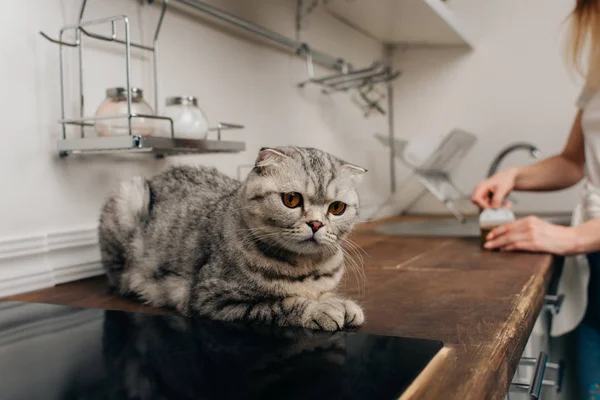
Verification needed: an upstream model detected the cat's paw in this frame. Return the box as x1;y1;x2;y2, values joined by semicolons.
342;299;364;327
302;298;364;331
303;299;345;331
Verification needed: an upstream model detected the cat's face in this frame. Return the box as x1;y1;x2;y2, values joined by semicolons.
242;147;366;255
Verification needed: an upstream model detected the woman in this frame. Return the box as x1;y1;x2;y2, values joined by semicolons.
472;1;600;397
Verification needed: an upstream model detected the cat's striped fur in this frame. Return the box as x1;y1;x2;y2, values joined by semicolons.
98;146;366;330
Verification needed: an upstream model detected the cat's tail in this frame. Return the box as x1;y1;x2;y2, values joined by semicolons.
98;176;151;290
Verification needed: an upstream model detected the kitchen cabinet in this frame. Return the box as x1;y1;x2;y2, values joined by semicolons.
324;0;474;47
508;313;553;399
508;292;566;399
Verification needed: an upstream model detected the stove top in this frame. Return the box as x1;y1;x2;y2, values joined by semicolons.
0;301;442;400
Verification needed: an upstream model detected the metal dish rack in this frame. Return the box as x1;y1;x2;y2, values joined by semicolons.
374;129;478;222
297;46;400;116
41;0;245;158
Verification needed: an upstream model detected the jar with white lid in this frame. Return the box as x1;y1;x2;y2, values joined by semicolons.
162;96;209;139
95;87;154;137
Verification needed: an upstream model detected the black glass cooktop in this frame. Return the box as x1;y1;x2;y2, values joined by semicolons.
0;301;442;400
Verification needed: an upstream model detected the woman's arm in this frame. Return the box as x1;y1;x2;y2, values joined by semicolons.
472;111;586;209
513;109;586;191
479;110;593;255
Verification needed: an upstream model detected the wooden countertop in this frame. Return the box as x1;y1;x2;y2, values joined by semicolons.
3;216;555;400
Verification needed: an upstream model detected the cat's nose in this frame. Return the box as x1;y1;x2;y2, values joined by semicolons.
307;220;323;233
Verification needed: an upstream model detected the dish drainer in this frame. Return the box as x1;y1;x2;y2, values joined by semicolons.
297;46;400;116
40;0;245;158
374;129;478;222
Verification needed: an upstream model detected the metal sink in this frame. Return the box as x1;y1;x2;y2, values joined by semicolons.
375;213;571;238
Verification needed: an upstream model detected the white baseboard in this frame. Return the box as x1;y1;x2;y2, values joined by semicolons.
0;227;104;298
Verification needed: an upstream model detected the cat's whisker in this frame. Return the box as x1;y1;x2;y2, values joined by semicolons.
342;245;363;268
341;239;361;261
340;247;363;297
346;246;365;264
343;238;369;259
341;240;368;289
339;245;368;299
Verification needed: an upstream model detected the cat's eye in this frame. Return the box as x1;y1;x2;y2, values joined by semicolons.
328;201;346;216
282;192;303;208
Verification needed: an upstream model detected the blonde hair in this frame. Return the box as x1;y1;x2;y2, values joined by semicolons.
568;0;600;89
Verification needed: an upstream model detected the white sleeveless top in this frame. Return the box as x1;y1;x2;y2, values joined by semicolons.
551;88;600;336
579;89;600;188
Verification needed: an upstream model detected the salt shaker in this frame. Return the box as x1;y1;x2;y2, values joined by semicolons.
95;87;154;137
162;96;209;139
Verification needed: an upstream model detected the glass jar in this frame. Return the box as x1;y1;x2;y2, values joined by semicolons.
162;96;209;139
95;87;154;137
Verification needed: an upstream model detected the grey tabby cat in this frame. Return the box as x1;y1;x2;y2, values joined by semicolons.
99;146;366;331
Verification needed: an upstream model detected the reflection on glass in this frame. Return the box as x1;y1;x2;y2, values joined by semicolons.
0;302;442;400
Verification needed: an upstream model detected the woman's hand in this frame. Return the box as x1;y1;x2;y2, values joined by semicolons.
484;216;578;255
471;167;519;209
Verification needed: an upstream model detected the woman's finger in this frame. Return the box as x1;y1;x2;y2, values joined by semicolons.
487;218;531;240
490;186;510;208
502;240;539;253
485;230;530;249
472;184;494;209
487;221;512;240
502;244;517;251
472;194;491;209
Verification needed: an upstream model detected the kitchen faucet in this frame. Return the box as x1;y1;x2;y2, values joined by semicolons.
487;142;541;178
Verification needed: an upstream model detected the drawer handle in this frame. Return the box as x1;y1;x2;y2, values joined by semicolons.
518;357;564;393
528;352;548;399
510;351;548;399
543;294;564;315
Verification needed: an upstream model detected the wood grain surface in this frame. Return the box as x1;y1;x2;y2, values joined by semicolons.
3;217;555;400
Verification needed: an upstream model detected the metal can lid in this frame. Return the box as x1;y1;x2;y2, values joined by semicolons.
106;87;143;100
479;207;515;228
165;96;198;107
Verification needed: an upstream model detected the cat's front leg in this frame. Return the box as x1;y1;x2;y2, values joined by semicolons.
288;296;364;331
192;280;363;331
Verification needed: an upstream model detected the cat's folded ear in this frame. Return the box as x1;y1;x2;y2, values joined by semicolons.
342;163;367;183
255;147;289;169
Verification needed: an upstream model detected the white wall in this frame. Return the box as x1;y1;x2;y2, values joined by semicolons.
391;0;584;215
5;0;580;242
0;0;389;241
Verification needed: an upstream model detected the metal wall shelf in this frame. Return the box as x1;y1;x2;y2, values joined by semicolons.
41;0;246;158
57;136;246;158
